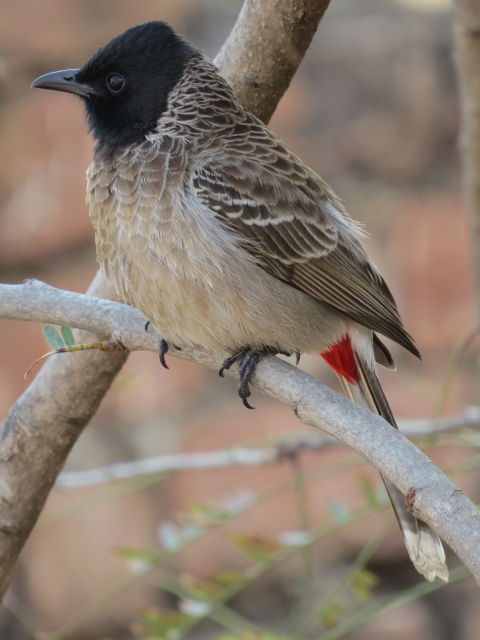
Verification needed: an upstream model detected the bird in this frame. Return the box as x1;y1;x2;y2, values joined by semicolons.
32;21;448;582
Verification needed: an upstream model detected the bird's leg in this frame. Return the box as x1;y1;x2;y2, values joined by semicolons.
219;346;279;409
159;339;170;369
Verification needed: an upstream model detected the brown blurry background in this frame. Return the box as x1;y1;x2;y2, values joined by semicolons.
1;0;479;638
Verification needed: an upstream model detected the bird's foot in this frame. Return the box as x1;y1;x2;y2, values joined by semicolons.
219;346;278;409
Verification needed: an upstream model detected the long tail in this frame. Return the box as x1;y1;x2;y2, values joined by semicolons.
322;334;449;582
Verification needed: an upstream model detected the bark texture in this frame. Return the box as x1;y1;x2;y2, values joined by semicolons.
216;0;331;122
453;0;480;319
0;1;330;601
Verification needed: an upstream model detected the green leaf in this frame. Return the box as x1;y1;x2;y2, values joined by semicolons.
319;600;346;629
179;575;224;600
230;533;279;563
42;325;64;349
116;547;161;573
139;609;191;636
211;570;247;587
187;501;232;525
61;325;75;347
350;568;378;601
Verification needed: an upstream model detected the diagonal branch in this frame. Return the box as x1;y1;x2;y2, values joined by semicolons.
0;0;331;601
216;0;332;122
1;280;480;584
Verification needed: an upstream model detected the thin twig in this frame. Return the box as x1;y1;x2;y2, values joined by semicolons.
56;407;480;488
56;434;335;488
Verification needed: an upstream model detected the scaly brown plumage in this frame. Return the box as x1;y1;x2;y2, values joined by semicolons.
32;21;448;582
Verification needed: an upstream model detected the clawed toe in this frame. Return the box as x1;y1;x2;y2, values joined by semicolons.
159;338;170;369
219;350;246;377
238;377;254;409
219;347;278;409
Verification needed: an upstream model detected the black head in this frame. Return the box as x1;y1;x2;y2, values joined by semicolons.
32;22;196;149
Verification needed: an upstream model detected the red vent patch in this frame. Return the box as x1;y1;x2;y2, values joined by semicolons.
321;334;359;384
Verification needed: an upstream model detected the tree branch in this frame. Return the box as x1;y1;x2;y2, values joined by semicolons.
0;1;331;601
57;434;336;488
56;406;480;488
0;275;128;600
2;281;480;584
453;0;480;319
215;0;331;122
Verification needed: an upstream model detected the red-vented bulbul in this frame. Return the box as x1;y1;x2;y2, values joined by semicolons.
32;21;448;582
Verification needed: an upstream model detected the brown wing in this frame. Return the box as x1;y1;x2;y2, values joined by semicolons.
191;123;419;357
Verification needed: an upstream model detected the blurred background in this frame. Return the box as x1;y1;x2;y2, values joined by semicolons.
1;0;479;638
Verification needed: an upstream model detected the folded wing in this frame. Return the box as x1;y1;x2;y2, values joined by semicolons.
191;118;419;357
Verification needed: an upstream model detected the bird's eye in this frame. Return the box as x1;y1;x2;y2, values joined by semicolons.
106;73;126;94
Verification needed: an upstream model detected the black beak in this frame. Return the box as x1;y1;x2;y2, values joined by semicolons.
31;69;97;98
